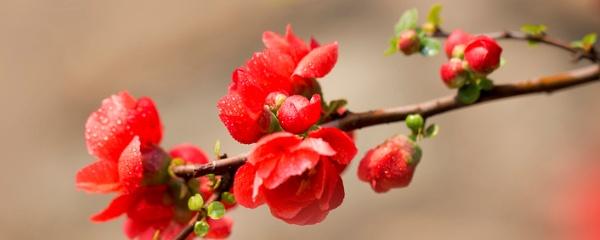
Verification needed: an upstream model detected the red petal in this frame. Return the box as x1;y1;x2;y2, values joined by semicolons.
245;49;295;94
293;42;338;79
277;94;322;134
169;144;210;164
233;164;265;208
310;37;321;50
282;201;328;225
317;160;344;211
76;160;120;193
284;24;310;63
263;176;311;219
85;92;162;161
206;217;233;239
263;149;320;189
309;127;357;166
295;137;336;156
91;193;135;222
123;217;152;239
118;137;143;193
262;30;288;51
217;92;267;144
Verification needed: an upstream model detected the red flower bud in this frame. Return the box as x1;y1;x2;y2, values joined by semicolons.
464;36;503;75
277;94;322;134
444;29;473;58
397;29;420;55
358;135;422;193
440;58;467;88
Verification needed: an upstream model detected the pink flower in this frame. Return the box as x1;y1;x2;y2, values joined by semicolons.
358;135;422;193
218;25;338;144
233;128;357;225
277;94;322;134
464;35;503;74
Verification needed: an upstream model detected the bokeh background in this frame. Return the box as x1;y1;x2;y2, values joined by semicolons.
1;0;600;239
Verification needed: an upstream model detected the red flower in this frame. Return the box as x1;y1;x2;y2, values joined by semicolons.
358;135;422;193
76;91;162;194
233;128;357;225
464;35;503;74
440;58;467;88
444;29;473;58
396;29;420;55
218;25;338;144
277;94;322;134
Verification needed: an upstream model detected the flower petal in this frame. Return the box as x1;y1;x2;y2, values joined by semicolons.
118;137;143;193
85;92;162;161
309;127;357;166
76;160;120;193
293;42;338;79
206;217;233;239
233;164;265;208
91;193;135;222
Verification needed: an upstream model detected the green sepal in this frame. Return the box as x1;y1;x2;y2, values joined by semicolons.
424;124;439;138
457;84;481;104
426;4;443;27
394;8;418;35
187;193;204;211
193;220;210;237
207;201;226;219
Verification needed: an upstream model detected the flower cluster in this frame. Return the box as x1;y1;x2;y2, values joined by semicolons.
440;30;503;103
76;92;232;239
218;25;358;225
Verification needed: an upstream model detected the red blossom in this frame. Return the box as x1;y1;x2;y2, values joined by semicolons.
440;58;467;88
218;25;338;144
77;92;163;194
277;94;322;134
464;35;503;74
358;135;422;193
233;127;357;225
444;29;473;58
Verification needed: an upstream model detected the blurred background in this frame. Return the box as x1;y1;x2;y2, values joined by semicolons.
1;0;600;239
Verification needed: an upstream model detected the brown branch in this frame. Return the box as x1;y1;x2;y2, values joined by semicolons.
173;64;600;179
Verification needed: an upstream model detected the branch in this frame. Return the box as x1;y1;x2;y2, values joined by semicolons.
173;64;600;179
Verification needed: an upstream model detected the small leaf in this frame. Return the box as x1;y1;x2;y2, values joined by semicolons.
207;201;226;219
188;193;204;211
520;24;547;36
324;99;348;117
213;140;221;158
457;84;481;104
193;220;210;237
583;33;597;46
424;124;439;138
394;8;418;35
420;37;441;56
427;4;443;26
221;192;236;205
478;78;494;91
500;58;507;67
384;36;398;56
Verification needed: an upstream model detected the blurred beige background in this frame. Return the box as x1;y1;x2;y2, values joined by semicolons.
1;0;599;239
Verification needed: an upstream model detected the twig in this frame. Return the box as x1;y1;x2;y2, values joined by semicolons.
173;64;600;179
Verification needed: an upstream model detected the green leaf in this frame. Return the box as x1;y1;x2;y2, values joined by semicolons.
478;78;494;91
193;220;210;237
583;33;597;46
457;84;481;104
420;37;441;56
213;139;221;158
324;99;348;118
384;36;398;56
187;193;204;211
520;24;547;36
394;8;418;35
424;124;439;138
405;114;424;133
427;4;443;26
221;192;236;205
207;201;226;219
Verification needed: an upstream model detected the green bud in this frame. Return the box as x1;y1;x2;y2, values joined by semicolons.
221;192;236;205
193;220;210;237
405;114;424;133
207;201;226;219
457;84;481;104
187;193;204;211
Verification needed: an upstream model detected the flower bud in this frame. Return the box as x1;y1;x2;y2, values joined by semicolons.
444;29;472;58
277;94;322;134
440;58;467;88
464;36;503;75
357;135;422;193
396;29;421;55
